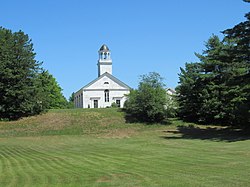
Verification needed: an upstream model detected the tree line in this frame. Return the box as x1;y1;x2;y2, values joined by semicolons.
176;3;249;126
0;27;70;120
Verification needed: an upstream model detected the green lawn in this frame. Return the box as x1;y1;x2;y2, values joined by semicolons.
0;109;249;186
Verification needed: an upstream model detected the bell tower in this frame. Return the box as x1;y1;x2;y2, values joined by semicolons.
98;44;112;77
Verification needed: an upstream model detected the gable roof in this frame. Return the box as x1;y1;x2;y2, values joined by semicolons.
80;72;130;91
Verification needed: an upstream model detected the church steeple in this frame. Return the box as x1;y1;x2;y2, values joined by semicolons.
98;44;112;77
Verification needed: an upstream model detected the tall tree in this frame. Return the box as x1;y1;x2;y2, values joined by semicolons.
177;4;250;126
176;62;204;122
0;27;42;119
195;35;237;123
222;6;250;125
0;27;68;120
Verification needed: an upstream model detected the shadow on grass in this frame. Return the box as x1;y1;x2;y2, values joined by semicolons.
124;115;171;125
123;111;172;125
163;125;250;142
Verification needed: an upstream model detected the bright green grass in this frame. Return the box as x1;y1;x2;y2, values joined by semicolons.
0;109;249;186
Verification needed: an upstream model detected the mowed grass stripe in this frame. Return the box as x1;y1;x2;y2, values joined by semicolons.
21;148;68;185
0;148;16;186
5;146;43;186
21;147;85;185
83;151;150;183
0;146;32;186
1;145;54;186
0;145;80;186
17;150;55;185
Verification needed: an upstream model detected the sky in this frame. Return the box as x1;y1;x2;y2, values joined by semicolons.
1;0;249;99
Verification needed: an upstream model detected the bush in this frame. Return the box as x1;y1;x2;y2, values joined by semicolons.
124;72;170;123
111;102;118;108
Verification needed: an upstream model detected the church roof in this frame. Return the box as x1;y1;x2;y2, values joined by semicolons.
99;44;109;52
81;72;130;90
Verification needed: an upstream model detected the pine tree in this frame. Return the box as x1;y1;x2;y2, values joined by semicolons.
0;27;42;119
222;9;250;125
0;27;68;120
177;7;250;126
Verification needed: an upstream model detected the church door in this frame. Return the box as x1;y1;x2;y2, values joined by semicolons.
116;100;121;108
94;100;98;108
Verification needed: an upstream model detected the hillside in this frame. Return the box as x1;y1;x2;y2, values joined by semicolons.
0;109;146;137
0;109;250;187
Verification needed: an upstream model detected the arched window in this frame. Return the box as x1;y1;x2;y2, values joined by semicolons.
104;89;109;102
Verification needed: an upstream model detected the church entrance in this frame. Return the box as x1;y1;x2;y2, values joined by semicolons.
116;100;121;108
94;100;98;108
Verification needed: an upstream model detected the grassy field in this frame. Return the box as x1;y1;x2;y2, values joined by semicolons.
0;109;249;186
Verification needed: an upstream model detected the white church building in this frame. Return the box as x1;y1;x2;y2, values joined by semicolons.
74;44;130;108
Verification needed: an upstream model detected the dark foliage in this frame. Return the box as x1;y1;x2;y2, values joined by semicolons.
176;7;250;126
0;27;68;120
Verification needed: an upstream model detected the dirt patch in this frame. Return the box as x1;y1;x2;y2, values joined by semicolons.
96;176;112;183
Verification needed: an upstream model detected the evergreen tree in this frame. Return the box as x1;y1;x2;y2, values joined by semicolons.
177;4;250;126
195;35;237;123
0;27;42;119
0;27;68;120
176;62;204;122
222;7;250;125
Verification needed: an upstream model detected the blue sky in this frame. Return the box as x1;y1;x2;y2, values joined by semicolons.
1;0;249;99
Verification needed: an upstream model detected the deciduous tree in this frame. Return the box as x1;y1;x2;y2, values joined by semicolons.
124;72;169;123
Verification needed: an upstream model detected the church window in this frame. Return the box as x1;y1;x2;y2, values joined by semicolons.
104;82;109;84
104;89;109;102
